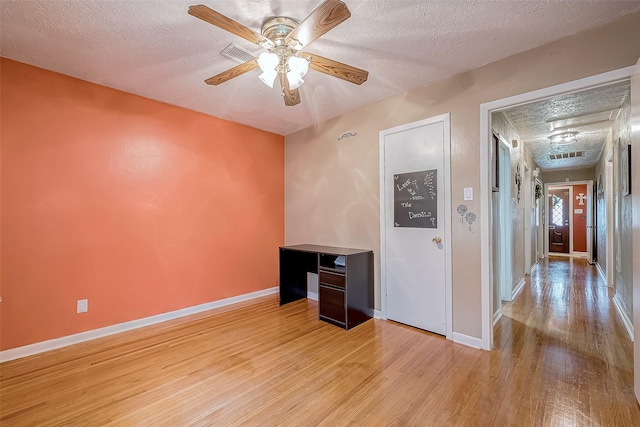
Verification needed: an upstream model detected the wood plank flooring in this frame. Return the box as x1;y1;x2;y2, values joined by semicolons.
2;256;639;425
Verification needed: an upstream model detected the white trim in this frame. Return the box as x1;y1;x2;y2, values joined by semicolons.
512;277;526;300
307;291;318;301
596;262;608;286
493;308;503;327
613;294;634;342
0;287;279;362
379;113;453;340
452;332;483;349
530;261;539;275
373;309;383;319
480;66;634;351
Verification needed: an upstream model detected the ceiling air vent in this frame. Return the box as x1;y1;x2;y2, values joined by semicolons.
548;151;584;161
220;43;257;64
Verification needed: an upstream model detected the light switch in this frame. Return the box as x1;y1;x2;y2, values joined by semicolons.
464;187;473;201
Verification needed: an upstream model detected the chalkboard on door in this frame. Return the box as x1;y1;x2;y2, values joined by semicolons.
394;170;437;228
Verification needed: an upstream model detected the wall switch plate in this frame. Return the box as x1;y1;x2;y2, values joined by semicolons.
77;299;88;313
464;187;473;201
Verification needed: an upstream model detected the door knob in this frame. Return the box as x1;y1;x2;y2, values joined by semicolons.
432;237;442;244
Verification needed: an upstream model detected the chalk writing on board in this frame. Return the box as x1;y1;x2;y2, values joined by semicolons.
394;170;437;228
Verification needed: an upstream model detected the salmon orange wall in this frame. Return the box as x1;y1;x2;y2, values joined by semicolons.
572;184;588;252
0;58;284;351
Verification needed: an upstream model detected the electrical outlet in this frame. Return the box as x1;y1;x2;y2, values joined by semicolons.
77;299;88;313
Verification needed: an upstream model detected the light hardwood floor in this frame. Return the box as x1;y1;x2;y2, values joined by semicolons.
2;257;639;425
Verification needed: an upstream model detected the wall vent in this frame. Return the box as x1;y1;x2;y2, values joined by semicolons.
548;151;584;161
220;43;257;64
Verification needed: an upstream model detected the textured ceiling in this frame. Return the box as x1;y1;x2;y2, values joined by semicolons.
499;81;630;170
2;1;640;136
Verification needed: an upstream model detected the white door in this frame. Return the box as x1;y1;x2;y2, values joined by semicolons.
380;114;451;336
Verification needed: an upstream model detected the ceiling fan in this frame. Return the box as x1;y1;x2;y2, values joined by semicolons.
188;0;369;106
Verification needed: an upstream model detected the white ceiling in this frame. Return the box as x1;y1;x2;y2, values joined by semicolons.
2;1;640;136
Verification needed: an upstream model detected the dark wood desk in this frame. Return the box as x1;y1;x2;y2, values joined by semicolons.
279;244;373;330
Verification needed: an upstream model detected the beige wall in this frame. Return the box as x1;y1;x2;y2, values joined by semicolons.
285;12;640;340
540;167;595;184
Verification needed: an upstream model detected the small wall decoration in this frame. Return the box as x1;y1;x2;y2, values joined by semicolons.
456;204;468;223
456;204;477;232
534;183;542;200
597;174;605;200
621;144;631;196
576;192;586;206
337;132;357;141
465;212;477;232
514;163;522;203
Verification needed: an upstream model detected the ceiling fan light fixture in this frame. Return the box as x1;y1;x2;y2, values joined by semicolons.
288;55;309;77
285;55;309;89
548;131;578;145
259;69;278;88
257;52;279;72
286;72;304;90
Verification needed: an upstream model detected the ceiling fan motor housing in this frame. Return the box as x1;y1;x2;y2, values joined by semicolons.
262;17;299;47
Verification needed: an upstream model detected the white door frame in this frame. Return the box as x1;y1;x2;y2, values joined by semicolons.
379;113;453;340
545;184;574;256
544;180;594;257
479;66;634;350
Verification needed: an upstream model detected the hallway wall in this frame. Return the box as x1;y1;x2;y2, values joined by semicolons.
491;113;540;309
613;92;633;320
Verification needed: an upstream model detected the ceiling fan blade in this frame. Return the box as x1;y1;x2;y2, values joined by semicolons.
204;59;259;86
280;74;301;106
189;5;273;49
302;53;368;85
285;0;351;50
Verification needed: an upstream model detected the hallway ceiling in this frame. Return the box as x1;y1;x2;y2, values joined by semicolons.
499;81;630;171
2;1;640;136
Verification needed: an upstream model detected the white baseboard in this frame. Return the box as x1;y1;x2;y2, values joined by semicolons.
307;291;318;301
452;332;483;350
373;309;383;319
0;287;279;363
613;294;634;342
512;278;526;300
493;309;503;326
596;263;608;286
530;262;539;275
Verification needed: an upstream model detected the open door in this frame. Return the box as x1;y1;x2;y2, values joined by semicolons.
587;181;596;264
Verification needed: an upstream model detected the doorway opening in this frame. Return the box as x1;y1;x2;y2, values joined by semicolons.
480;66;635;351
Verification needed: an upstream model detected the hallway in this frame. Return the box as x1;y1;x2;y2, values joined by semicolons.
494;256;639;425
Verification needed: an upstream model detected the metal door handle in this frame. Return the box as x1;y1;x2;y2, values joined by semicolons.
432;237;442;244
